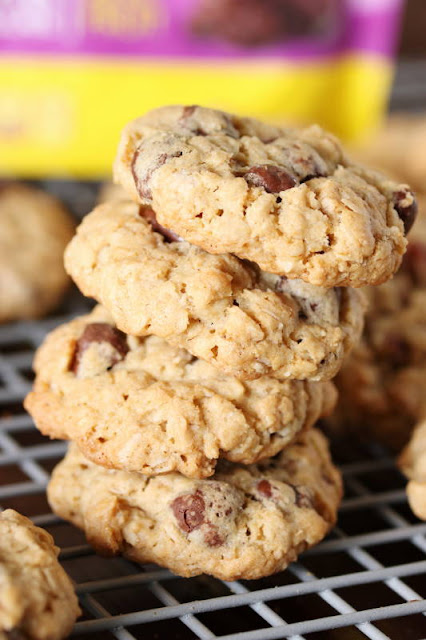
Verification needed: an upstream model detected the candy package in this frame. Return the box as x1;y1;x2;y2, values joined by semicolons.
0;0;404;177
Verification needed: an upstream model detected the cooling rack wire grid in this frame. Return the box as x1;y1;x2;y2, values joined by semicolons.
1;295;426;640
2;59;426;639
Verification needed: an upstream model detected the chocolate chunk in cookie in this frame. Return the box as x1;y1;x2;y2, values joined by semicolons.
203;524;224;547
257;479;273;497
71;323;128;375
47;429;342;580
182;105;198;119
288;483;313;509
115;105;409;286
393;188;418;234
139;206;182;243
244;165;297;193
171;490;205;533
132;141;183;200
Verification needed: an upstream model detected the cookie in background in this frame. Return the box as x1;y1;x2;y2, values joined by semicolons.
0;183;74;323
327;110;426;451
0;509;80;639
24;304;337;479
327;194;426;451
353;114;426;192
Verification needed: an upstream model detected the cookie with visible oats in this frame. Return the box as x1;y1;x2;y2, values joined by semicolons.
64;199;366;381
114;105;415;287
0;184;74;323
328;197;426;450
0;509;80;640
47;429;342;580
24;305;337;478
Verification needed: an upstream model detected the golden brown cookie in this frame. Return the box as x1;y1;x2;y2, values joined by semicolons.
65;199;366;381
114;105;414;287
0;184;74;323
48;429;342;580
329;196;426;450
0;510;80;640
25;305;336;478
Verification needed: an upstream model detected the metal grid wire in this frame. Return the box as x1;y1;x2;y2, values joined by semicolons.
0;294;426;640
1;61;426;638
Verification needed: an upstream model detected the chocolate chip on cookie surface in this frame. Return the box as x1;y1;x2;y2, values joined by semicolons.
65;199;366;381
47;429;342;580
70;322;129;375
114;105;414;287
24;305;337;478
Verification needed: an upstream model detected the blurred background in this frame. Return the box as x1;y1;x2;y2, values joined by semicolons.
0;0;425;264
0;0;424;189
2;5;426;637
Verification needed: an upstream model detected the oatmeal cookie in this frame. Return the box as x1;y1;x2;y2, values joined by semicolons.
114;105;414;287
0;184;74;323
25;306;336;478
329;197;426;450
47;429;342;580
0;509;80;640
65;199;366;381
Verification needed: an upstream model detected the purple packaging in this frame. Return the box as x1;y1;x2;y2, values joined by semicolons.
0;0;404;176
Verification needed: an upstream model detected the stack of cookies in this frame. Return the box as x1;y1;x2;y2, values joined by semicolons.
25;106;417;580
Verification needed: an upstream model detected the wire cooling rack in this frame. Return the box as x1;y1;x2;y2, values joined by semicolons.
3;64;426;636
1;292;426;640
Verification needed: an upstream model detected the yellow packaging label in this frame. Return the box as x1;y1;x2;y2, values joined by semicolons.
0;55;393;177
0;0;402;177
